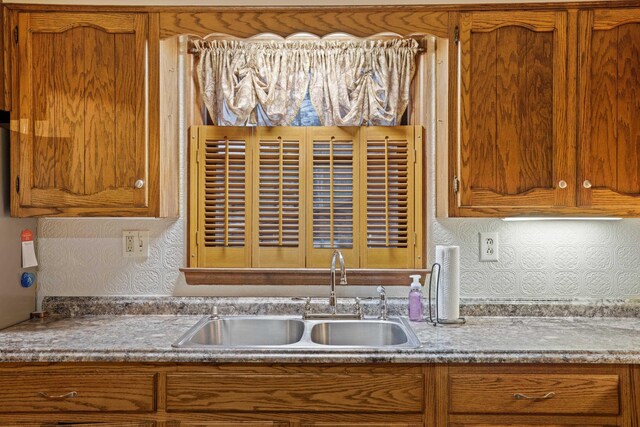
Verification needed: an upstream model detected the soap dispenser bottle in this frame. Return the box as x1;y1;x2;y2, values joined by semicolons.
408;274;424;321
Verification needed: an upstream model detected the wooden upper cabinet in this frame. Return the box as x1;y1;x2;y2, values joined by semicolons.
11;12;176;217
578;9;640;214
0;2;6;111
455;11;570;216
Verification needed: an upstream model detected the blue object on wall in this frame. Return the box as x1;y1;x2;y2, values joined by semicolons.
20;272;35;288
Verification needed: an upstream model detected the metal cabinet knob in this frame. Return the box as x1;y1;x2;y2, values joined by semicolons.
583;180;592;189
134;179;145;189
558;180;567;189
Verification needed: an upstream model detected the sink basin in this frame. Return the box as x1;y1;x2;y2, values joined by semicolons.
173;317;305;347
172;316;421;350
310;320;410;346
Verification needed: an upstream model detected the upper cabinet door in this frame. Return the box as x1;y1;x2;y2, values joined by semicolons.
14;13;149;216
578;9;640;214
456;11;570;216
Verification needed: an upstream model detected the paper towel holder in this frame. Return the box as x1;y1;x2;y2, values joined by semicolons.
427;262;466;326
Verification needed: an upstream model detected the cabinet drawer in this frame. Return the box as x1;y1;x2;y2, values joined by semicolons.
0;373;156;412
449;373;619;415
167;373;424;413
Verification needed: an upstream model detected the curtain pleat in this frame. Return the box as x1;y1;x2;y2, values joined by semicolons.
194;38;419;126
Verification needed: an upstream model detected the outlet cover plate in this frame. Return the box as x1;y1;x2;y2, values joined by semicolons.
122;230;149;258
479;232;499;262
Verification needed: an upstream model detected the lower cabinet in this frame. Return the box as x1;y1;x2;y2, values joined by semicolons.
0;363;636;427
437;365;633;427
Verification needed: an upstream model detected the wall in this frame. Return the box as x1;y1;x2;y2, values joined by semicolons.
0;127;38;327
36;16;640;302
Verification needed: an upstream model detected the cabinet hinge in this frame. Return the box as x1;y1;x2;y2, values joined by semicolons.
15;176;20;194
13;26;18;44
453;176;460;193
454;26;459;45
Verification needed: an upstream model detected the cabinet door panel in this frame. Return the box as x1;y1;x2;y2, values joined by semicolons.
458;12;570;214
16;12;148;213
579;10;640;212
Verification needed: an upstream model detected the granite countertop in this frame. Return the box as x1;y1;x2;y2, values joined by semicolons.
1;313;639;364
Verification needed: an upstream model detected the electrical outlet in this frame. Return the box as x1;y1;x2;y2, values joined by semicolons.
479;232;499;262
123;230;149;258
123;231;136;257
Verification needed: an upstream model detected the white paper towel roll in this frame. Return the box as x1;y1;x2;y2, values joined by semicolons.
435;245;460;321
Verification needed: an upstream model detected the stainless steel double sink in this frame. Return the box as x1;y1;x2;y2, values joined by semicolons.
172;316;421;350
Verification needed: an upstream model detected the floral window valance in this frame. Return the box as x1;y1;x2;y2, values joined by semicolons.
193;38;420;127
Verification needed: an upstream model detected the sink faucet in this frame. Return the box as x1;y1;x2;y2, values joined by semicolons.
329;250;348;314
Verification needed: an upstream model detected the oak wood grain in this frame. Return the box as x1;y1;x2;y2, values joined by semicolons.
616;23;640;195
587;26;618;190
0;373;156;412
0;0;5;111
578;9;640;212
166;373;424;413
443;364;632;426
115;32;137;190
496;26;527;195
32;32;56;189
159;11;449;39
158;20;180;218
164;423;287;427
181;267;429;286
457;11;567;214
85;26;116;195
55;27;85;195
633;366;640;426
468;30;497;197
449;373;620;415
144;13;157;212
525;30;553;193
302;424;422;427
12;12;178;217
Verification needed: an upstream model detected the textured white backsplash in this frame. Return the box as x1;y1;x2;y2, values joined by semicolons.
36;42;640;301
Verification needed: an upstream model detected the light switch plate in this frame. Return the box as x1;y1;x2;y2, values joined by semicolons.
136;231;149;257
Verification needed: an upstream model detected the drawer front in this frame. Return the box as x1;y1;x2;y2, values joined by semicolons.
449;373;619;415
166;373;424;413
0;373;156;412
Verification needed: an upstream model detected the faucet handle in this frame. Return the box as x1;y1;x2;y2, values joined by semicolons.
376;287;388;320
340;271;348;285
211;305;220;320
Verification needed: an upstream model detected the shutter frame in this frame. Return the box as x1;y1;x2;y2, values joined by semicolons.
305;126;360;268
252;127;306;268
197;126;252;268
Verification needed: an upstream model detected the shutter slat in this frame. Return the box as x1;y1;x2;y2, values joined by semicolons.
258;136;301;248
203;137;246;248
366;135;409;249
312;136;354;250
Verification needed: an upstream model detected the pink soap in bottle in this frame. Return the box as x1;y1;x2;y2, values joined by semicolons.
408;274;423;321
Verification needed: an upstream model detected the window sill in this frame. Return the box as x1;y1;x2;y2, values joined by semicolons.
181;268;430;286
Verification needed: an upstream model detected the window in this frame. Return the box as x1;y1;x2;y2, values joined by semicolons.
189;125;423;269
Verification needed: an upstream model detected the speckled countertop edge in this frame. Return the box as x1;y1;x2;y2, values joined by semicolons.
43;296;640;318
1;314;639;364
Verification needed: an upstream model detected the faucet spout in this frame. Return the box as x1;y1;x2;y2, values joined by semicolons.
329;250;347;314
